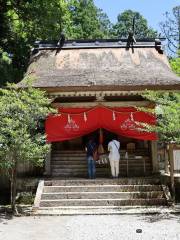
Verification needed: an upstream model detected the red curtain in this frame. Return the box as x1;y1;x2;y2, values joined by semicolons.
45;106;157;142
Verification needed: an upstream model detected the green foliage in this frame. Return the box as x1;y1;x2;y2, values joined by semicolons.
0;0;72;86
97;9;112;38
67;0;111;39
141;91;180;143
113;10;157;38
170;51;180;76
16;192;35;205
0;2;158;86
0;84;55;173
0;0;112;86
8;0;71;41
0;48;14;86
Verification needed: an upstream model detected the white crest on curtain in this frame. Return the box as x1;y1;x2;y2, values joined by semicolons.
120;113;136;131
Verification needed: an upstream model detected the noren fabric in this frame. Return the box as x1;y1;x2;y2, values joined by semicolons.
45;106;157;142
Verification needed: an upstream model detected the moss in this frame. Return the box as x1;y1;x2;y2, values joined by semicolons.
16;192;35;205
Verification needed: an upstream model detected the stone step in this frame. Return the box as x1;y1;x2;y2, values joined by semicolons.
51;173;110;178
44;178;161;186
43;185;162;193
52;154;150;158
39;198;167;207
33;177;169;214
52;164;152;170
51;163;152;169
53;150;149;155
33;206;173;216
51;158;151;163
51;168;109;173
52;168;151;176
52;155;150;160
51;171;152;177
52;156;86;161
51;160;87;164
52;153;86;158
41;191;164;200
51;172;152;178
50;173;152;179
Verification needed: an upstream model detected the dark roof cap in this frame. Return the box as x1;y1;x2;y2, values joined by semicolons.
33;38;166;53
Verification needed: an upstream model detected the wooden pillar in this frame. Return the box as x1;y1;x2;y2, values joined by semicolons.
164;148;169;174
169;143;175;201
151;141;159;173
44;144;52;176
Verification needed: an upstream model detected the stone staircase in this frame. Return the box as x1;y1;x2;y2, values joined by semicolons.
33;178;172;215
51;150;152;177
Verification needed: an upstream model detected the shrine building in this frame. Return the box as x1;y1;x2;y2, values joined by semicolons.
18;38;180;178
16;38;180;213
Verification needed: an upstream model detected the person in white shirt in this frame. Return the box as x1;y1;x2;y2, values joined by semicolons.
108;138;120;178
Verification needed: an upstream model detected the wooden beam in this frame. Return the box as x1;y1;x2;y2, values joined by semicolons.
48;90;140;98
164;148;169;174
151;141;159;173
52;101;150;108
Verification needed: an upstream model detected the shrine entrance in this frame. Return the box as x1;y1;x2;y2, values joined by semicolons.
46;106;156;177
51;129;152;178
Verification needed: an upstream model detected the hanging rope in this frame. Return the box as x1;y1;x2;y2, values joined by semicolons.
113;111;116;121
58;105;138;116
68;114;71;123
83;112;87;122
98;128;105;154
130;112;134;122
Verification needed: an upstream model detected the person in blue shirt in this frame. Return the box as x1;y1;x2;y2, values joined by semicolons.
85;138;97;179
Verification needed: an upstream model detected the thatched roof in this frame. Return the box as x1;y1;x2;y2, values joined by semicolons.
18;39;180;91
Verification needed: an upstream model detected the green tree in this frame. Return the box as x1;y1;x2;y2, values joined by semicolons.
0;84;55;212
113;10;157;38
141;90;180;199
0;0;10;46
67;0;111;39
0;0;112;86
97;9;112;38
170;51;180;76
0;0;72;86
9;0;71;41
141;91;180;144
0;49;14;86
0;1;14;84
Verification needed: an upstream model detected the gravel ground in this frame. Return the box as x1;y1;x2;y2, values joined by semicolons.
0;214;180;240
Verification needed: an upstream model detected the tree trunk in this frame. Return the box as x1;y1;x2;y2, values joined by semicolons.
168;143;175;202
10;157;17;212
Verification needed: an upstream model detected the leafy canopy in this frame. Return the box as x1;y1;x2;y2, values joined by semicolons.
141;91;180;144
0;0;112;86
113;10;157;38
0;84;55;172
0;1;158;87
67;0;112;39
170;51;180;76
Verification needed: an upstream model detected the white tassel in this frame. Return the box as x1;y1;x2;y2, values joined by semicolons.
68;114;71;123
113;111;116;121
130;112;134;122
84;112;87;122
